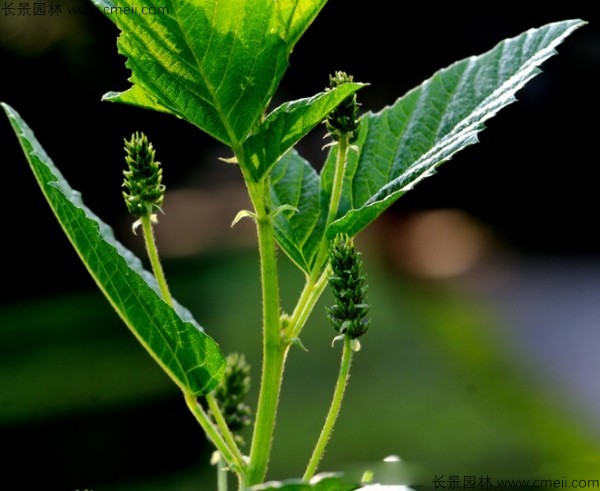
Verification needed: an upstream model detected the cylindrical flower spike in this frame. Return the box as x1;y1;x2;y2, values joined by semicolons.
325;71;361;143
327;234;370;340
122;132;165;219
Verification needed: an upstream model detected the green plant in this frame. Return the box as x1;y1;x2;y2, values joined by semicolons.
1;2;584;489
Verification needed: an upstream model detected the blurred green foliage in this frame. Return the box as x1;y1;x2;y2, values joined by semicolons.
1;249;599;489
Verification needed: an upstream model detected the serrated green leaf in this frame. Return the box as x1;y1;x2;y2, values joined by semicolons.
250;472;360;491
272;20;585;273
325;19;585;238
91;0;327;148
245;83;365;180
2;103;226;396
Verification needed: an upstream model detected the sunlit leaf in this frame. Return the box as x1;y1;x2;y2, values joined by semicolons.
326;19;585;238
272;20;585;273
91;0;329;149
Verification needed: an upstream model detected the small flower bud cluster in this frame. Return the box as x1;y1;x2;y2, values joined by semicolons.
327;234;370;340
213;353;252;444
122;132;165;217
325;71;360;143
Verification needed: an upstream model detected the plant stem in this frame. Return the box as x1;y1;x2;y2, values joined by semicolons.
141;214;173;305
310;135;352;285
142;214;246;479
206;393;247;470
284;134;352;344
184;392;245;476
289;136;354;480
241;135;350;483
325;136;350;228
245;178;286;486
217;453;228;491
284;268;330;342
303;336;354;481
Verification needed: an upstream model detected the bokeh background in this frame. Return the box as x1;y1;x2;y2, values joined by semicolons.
1;1;599;489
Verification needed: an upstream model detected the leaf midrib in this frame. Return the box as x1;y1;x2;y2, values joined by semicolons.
59;187;195;392
365;27;564;208
172;0;239;145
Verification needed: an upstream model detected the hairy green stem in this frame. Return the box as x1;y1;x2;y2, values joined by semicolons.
325;136;350;227
303;336;354;481
142;214;245;480
284;136;352;346
184;392;244;477
141;215;173;306
284;135;351;344
245;178;286;486
284;268;330;342
291;136;354;480
310;136;352;282
240;135;350;483
303;164;365;479
207;393;247;471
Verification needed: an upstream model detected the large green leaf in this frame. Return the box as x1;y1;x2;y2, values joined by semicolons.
91;0;328;148
326;19;585;238
272;20;584;272
245;83;365;180
2;103;226;397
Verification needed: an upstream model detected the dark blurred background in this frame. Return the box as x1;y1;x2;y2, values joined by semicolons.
1;1;599;489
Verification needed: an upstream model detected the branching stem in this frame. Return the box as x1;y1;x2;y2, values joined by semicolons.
184;392;245;478
284;268;330;342
238;130;353;485
141;214;246;481
207;393;247;470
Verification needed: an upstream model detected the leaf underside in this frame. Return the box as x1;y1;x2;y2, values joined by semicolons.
2;103;226;396
271;19;585;273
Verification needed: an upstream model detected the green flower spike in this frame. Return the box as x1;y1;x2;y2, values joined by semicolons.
212;353;252;446
325;71;361;143
122;132;165;231
327;234;370;350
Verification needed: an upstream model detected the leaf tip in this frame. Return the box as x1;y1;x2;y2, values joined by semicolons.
101;91;121;103
1;101;16;119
